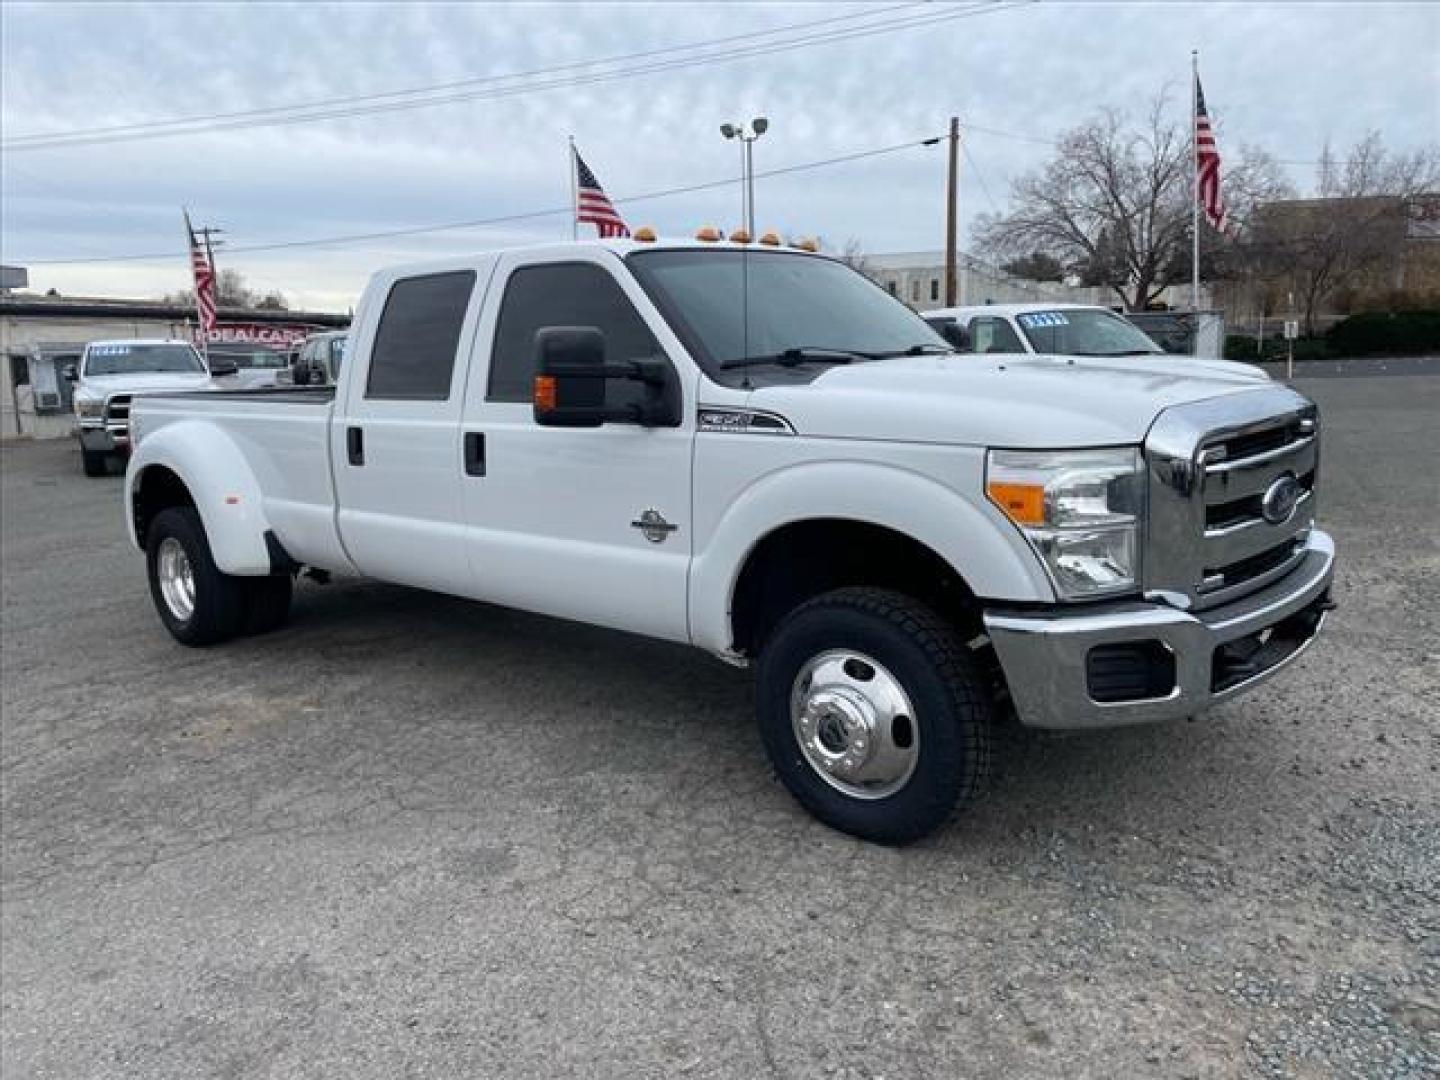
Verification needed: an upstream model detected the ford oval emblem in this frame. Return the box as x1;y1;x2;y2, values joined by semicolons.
1261;474;1302;525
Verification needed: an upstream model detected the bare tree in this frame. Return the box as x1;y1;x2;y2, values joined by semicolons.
166;268;289;310
1247;133;1439;333
816;236;871;277
978;93;1287;310
1001;252;1064;282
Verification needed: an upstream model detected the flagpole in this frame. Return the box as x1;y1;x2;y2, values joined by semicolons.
568;136;579;241
1190;50;1200;318
182;208;210;365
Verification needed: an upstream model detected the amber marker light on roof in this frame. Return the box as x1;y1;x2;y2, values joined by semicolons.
729;229;752;243
695;226;722;241
793;237;818;252
633;226;656;242
758;232;781;246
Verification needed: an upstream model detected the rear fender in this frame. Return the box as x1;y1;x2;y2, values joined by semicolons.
125;419;273;576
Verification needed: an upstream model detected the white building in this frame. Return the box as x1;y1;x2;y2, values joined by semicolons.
862;251;1209;313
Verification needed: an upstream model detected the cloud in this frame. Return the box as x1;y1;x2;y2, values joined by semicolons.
3;1;1436;310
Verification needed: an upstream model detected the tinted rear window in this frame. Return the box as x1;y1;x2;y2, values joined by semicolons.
365;271;476;401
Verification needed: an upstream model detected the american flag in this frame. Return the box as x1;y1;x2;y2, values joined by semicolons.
184;210;218;333
1194;76;1228;232
573;148;630;238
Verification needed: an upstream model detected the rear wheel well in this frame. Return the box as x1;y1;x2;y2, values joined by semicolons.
132;466;195;549
730;520;983;657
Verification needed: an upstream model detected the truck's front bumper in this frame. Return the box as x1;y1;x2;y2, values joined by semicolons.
77;422;126;453
983;530;1335;729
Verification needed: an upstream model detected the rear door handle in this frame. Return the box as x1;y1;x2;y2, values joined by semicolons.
346;425;364;466
464;431;486;477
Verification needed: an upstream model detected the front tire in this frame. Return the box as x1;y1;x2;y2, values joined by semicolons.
81;445;108;477
145;507;247;646
756;587;992;844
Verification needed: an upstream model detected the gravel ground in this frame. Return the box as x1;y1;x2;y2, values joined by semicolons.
2;372;1437;1079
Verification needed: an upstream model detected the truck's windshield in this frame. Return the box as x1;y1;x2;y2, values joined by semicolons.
1014;310;1163;357
84;343;205;376
628;249;948;374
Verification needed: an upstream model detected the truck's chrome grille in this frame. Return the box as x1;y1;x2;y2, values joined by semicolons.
104;394;132;440
1145;387;1319;610
1205;470;1315;530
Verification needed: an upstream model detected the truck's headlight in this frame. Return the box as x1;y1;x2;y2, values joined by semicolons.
74;396;104;418
986;447;1144;599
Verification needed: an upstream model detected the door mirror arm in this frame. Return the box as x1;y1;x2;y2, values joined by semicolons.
533;327;681;428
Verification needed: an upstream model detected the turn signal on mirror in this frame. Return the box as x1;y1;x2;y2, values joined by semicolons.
533;375;557;412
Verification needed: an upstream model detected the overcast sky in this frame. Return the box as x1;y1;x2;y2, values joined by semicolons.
2;1;1436;311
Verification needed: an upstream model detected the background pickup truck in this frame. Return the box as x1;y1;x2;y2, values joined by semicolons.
123;238;1335;843
70;338;234;476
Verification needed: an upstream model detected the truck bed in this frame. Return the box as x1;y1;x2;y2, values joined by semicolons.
131;385;347;572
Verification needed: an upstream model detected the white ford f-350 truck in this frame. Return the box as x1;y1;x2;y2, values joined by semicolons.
123;238;1335;842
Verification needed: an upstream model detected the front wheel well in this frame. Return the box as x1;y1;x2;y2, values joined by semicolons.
730;520;983;657
131;466;195;549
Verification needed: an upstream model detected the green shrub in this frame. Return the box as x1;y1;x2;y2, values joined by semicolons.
1325;311;1440;355
1224;335;1330;362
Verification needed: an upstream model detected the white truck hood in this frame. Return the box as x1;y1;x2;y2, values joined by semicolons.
82;372;218;395
749;353;1275;448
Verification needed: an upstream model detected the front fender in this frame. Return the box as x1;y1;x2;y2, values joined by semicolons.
688;459;1054;655
125;420;274;576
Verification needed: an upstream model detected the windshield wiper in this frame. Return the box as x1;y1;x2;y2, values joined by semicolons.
724;346;878;369
1067;349;1160;357
870;343;954;358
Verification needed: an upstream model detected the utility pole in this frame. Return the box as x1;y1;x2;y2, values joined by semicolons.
944;116;960;307
195;225;225;303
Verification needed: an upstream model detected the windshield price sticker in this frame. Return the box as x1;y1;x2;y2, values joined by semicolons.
88;344;136;357
1017;312;1070;329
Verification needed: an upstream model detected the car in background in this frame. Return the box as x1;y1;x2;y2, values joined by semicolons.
68;339;227;476
204;342;290;389
925;303;1267;380
925;303;1169;358
1123;310;1195;355
281;331;347;387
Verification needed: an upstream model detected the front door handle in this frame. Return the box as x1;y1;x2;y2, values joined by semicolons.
464;431;486;477
346;426;364;466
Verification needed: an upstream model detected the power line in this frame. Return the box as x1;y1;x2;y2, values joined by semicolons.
4;2;1028;152
6;2;928;145
961;139;1002;213
18;135;943;265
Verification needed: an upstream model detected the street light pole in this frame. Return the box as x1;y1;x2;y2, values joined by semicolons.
721;118;768;235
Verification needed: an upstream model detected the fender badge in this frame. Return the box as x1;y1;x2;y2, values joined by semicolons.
631;509;678;543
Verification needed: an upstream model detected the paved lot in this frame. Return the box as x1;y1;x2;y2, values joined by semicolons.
2;373;1437;1079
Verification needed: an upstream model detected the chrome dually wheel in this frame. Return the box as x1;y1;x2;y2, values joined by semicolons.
757;587;993;844
145;506;247;646
156;536;197;622
791;649;919;800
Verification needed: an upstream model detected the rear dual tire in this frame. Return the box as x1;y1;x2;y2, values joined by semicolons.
756;587;992;845
145;507;292;646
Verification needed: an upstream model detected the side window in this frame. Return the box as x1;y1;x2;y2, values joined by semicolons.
365;270;476;401
970;317;1025;354
488;263;664;408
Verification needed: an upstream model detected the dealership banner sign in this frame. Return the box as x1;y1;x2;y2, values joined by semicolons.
190;323;319;348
